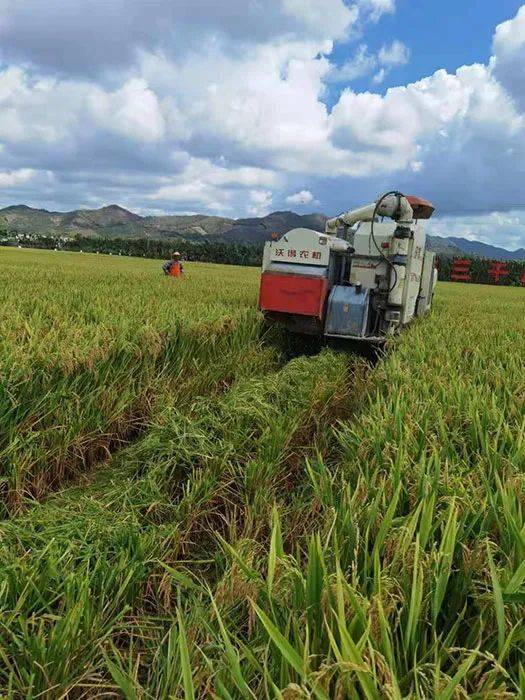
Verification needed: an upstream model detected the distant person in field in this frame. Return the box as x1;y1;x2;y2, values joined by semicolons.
162;251;184;277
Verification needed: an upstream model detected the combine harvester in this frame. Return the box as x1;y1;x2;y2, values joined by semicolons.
258;191;437;343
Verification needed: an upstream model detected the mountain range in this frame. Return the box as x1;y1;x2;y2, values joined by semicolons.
1;204;523;260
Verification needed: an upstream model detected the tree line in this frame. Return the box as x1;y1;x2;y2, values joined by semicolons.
3;234;264;267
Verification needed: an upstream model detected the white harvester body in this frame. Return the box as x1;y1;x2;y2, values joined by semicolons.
258;192;438;342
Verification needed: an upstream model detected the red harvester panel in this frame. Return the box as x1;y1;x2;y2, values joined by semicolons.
259;272;328;318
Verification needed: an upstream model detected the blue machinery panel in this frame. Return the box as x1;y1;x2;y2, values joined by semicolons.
325;285;370;338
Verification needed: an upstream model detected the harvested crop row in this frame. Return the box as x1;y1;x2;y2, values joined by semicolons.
0;349;358;697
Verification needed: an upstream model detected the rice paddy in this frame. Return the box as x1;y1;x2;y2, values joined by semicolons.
0;247;524;698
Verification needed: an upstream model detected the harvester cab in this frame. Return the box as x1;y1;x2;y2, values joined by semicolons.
258;191;437;342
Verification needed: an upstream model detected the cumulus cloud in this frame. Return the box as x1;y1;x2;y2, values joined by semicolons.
327;44;378;82
491;6;525;111
136;40;346;178
328;39;409;84
357;0;396;22
0;0;356;75
329;62;522;183
286;190;316;205
372;68;387;84
0;0;524;247
282;0;358;42
378;40;410;67
0;168;38;187
89;79;166;143
145;157;280;214
247;189;274;216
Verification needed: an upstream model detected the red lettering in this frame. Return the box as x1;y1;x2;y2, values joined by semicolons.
451;258;471;282
287;249;297;258
488;261;508;284
300;250;309;259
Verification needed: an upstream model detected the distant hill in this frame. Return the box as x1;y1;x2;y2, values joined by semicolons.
144;214;235;238
1;204;65;231
426;236;464;257
1;203;523;259
61;204;141;229
443;236;525;260
0;204;236;241
0;205;329;244
215;211;328;243
0;204;143;238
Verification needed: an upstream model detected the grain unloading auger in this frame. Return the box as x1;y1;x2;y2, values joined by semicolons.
258;192;437;343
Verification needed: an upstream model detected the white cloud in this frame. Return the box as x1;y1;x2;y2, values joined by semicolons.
327;44;377;82
372;68;386;84
491;5;525;111
147;157;279;213
327;39;409;84
138;41;338;175
378;40;410;67
247;189;273;216
0;0;357;74
0;67;82;144
492;5;525;57
357;0;396;22
282;0;358;42
0;168;38;187
329;63;522;178
286;190;316;205
89;79;166;143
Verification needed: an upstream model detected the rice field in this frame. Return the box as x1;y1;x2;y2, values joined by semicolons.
0;246;524;698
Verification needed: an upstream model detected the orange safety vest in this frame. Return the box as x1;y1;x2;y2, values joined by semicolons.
169;261;182;277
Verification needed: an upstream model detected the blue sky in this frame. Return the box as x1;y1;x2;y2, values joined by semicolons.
0;0;525;248
340;1;524;92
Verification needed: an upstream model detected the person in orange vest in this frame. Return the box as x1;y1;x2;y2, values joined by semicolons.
162;251;184;277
